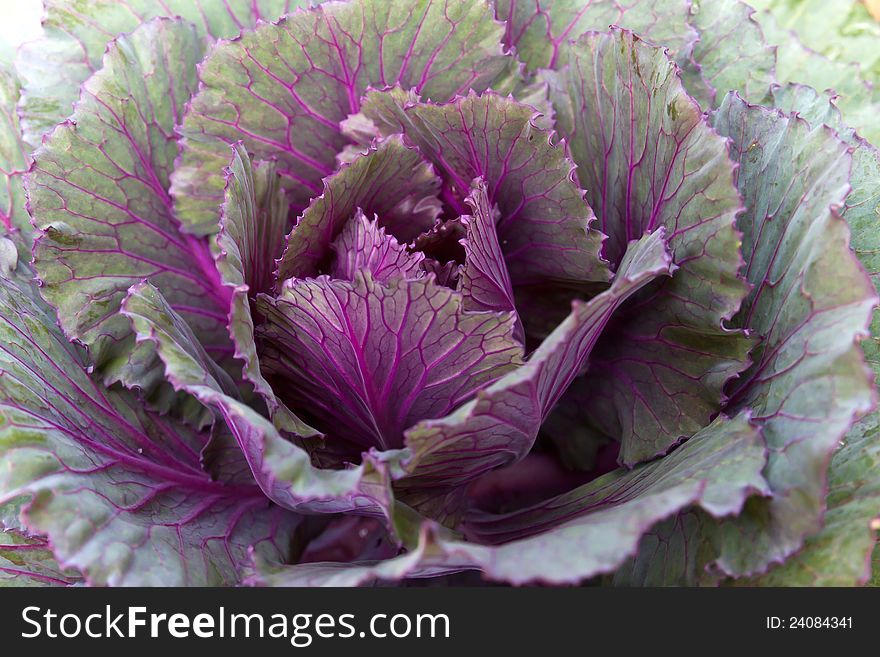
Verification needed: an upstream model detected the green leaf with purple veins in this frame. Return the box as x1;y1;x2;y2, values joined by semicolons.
769;83;880;379
26;19;233;419
495;0;775;109
608;510;723;586
547;29;752;465
453;411;764;585
0;266;297;586
0;66;30;257
754;7;880;145
1;0;878;589
14;0;306;148
172;0;518;235
738;413;880;586
618;94;880;584
712;94;876;577
213;142;308;432
256;412;766;585
494;0;697;72
749;0;880;79
1;530;81;587
687;0;776;106
616;154;880;581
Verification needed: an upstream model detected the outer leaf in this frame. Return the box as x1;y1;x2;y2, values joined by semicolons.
509;78;557;132
256;413;767;586
457;413;763;586
26;19;233;412
330;211;425;283
14;0;304;147
172;0;516;234
616;141;880;581
495;0;776;109
464;412;766;537
0;496;83;588
0;66;29;256
712;94;877;576
248;521;464;586
620;94;880;584
551;29;743;281
769;83;880;378
576;315;754;467
120;282;241;403
0;268;296;586
766;85;880;585
256;271;523;453
276;135;441;283
362;90;610;297
687;0;776;106
397;231;673;513
749;0;880;79
121;281;404;523
494;0;696;71
740;413;880;586
201;423;264;488
548;30;751;464
608;509;723;586
756;9;880;144
217;399;408;524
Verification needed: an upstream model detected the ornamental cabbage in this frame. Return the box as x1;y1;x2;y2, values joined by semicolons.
1;0;879;587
